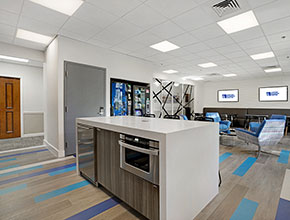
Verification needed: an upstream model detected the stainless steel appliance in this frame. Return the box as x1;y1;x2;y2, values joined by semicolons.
77;123;96;185
119;134;159;185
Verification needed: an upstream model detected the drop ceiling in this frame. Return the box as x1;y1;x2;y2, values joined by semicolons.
0;0;290;81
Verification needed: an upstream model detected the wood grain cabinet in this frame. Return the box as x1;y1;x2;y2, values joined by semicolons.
97;128;159;220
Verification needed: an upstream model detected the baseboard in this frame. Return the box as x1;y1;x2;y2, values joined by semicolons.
22;132;44;138
43;139;63;158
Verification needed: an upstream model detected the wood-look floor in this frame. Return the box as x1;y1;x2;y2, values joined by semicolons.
0;147;56;169
0;135;289;220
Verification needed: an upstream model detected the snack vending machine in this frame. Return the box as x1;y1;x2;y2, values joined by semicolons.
133;85;150;115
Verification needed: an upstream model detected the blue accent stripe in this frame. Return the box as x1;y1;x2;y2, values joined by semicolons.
66;198;120;220
219;152;232;163
275;198;290;220
233;157;256;177
0;183;27;196
48;166;76;176
34;180;89;203
0;164;19;171
0;149;48;159
0;158;16;163
0;163;76;186
277;150;290;164
0;165;43;178
230;198;258;220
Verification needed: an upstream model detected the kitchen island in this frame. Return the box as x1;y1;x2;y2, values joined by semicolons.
76;116;219;220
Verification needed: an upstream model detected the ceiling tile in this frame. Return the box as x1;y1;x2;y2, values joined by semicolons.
168;33;199;47
123;4;167;29
267;30;290;44
18;15;59;36
205;35;235;48
0;33;14;44
87;38;112;49
215;44;241;54
61;17;102;41
145;0;198;18
184;42;210;53
22;1;68;28
105;19;143;38
247;0;277;8
172;7;214;31
133;31;162;47
254;0;290;24
91;29;128;46
0;0;23;14
87;0;143;17
73;2;119;28
0;9;18;26
129;47;160;58
238;37;269;50
147;53;175;62
111;39;144;52
167;48;192;57
14;38;46;51
230;26;265;43
243;45;273;55
190;23;225;41
261;16;290;35
148;20;185;39
255;57;279;67
0;23;15;36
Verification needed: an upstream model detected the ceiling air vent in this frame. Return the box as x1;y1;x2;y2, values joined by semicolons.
212;0;241;17
206;73;221;77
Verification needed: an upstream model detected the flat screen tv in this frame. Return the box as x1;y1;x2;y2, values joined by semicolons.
259;86;288;102
218;89;239;102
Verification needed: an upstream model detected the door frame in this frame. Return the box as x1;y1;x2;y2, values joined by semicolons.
63;61;107;156
0;74;23;138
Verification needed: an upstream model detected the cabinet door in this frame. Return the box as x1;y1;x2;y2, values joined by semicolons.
97;129;159;220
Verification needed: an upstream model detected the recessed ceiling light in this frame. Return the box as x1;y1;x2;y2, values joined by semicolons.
182;76;204;81
250;52;275;60
29;0;84;16
198;62;217;68
163;69;178;74
0;55;29;63
217;10;259;34
174;82;180;87
16;29;53;45
150;41;180;52
223;74;237;77
264;67;282;73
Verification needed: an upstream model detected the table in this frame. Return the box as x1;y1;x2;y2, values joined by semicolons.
244;114;269;129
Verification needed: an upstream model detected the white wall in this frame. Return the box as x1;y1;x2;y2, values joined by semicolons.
0;61;44;136
198;76;290;111
45;35;160;156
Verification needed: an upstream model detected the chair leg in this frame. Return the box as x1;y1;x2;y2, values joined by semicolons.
285;126;288;136
256;146;261;158
218;170;222;187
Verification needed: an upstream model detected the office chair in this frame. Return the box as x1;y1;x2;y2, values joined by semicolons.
144;114;156;118
250;114;287;133
205;112;231;134
164;115;180;120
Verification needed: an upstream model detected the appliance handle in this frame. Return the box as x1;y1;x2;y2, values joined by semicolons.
119;140;159;156
77;125;93;130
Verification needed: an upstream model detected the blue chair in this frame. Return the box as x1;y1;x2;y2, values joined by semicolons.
180;115;188;120
205;112;231;134
250;114;287;133
236;119;286;158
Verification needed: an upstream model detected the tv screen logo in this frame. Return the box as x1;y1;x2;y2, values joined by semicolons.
266;91;279;96
222;94;235;99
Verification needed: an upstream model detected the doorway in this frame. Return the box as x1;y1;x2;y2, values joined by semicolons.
0;76;21;139
64;61;106;156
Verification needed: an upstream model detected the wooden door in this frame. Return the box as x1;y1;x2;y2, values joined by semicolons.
0;77;21;139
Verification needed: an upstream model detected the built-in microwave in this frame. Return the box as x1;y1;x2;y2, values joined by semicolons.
119;134;159;185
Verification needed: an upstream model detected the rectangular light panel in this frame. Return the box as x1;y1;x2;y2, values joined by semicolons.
264;67;282;73
198;62;217;68
29;0;84;16
163;70;178;74
0;55;29;63
16;29;53;45
217;11;259;34
250;52;275;60
150;41;180;52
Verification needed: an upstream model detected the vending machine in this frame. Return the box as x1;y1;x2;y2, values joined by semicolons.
111;79;150;116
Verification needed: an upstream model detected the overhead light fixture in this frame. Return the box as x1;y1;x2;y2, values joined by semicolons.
198;62;217;68
223;74;237;77
29;0;84;16
16;29;53;45
182;76;204;81
264;67;282;73
174;82;180;87
154;81;159;86
163;69;178;74
217;10;259;34
150;41;180;52
0;55;29;63
250;52;275;60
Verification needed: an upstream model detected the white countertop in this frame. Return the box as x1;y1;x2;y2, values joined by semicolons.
77;116;215;135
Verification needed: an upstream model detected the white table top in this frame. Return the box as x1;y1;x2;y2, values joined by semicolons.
76;116;215;135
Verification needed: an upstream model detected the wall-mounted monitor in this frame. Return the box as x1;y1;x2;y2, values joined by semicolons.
218;89;239;102
259;86;288;102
